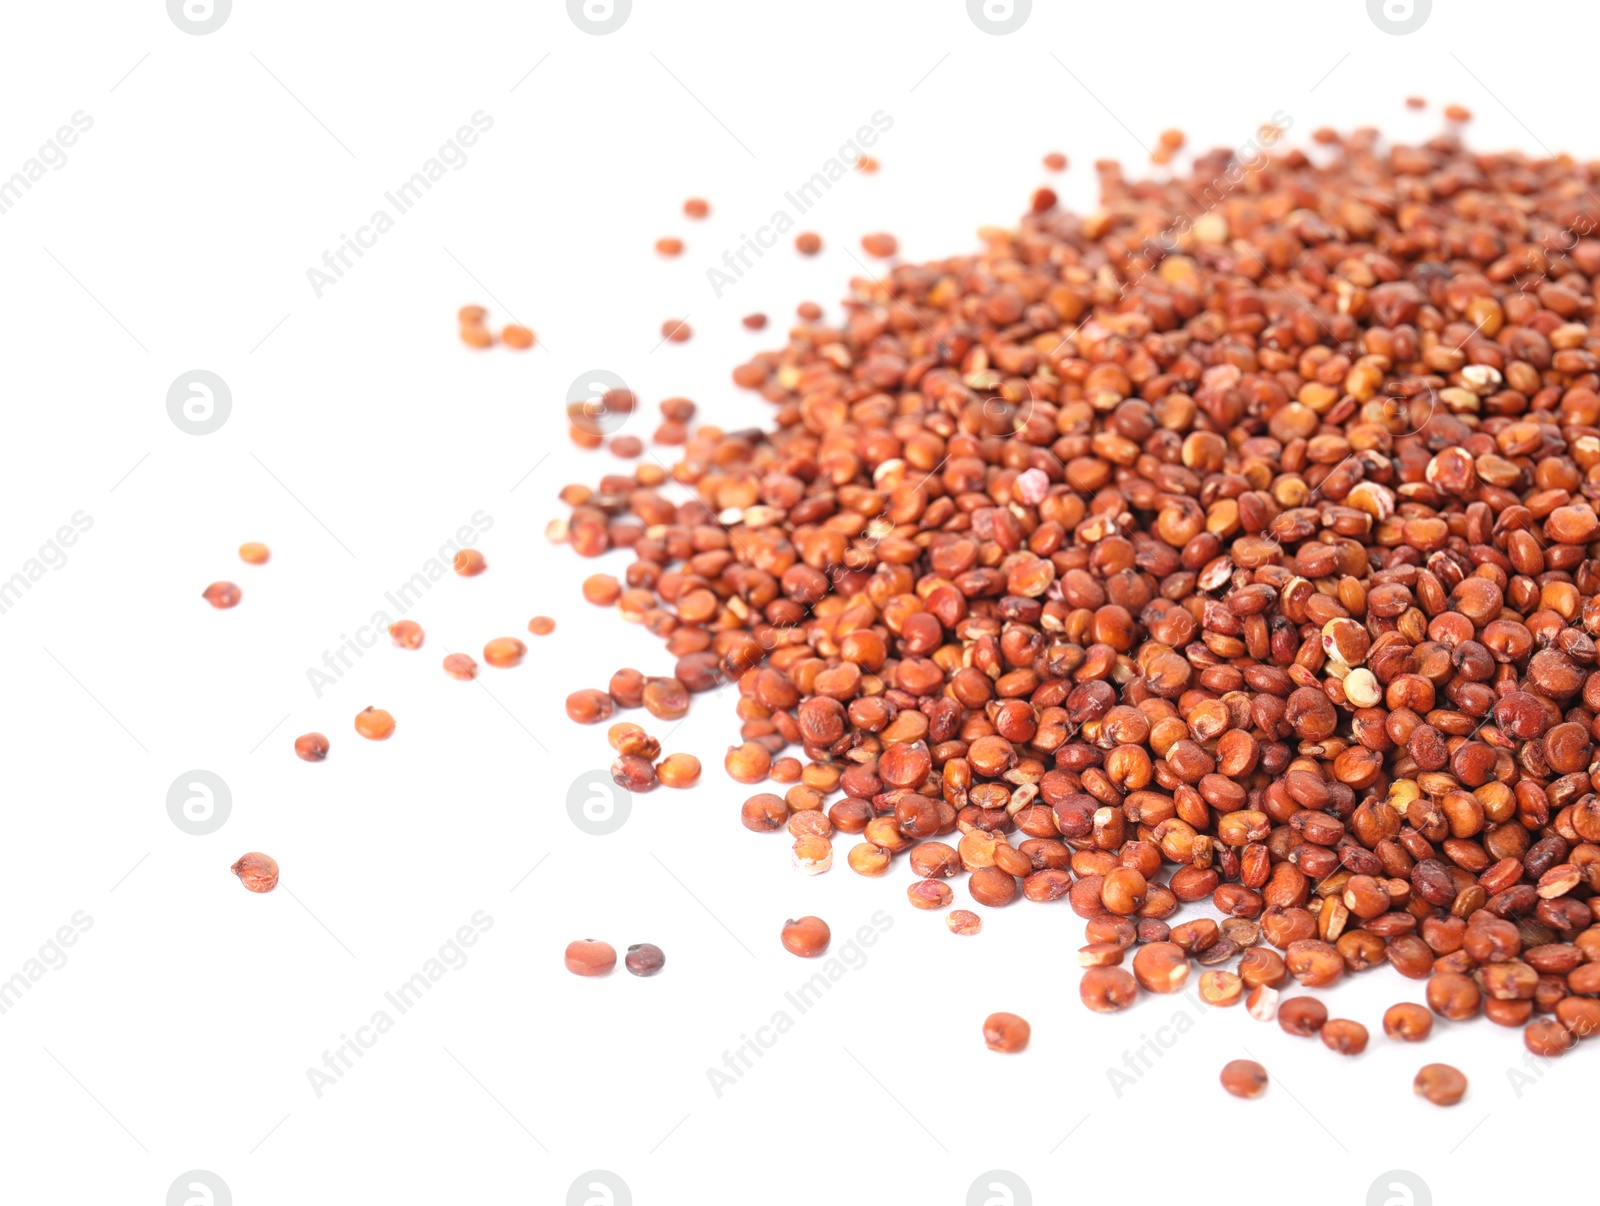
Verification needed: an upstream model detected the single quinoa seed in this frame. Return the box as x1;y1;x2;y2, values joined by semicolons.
389;619;424;649
202;582;241;609
625;943;665;976
657;753;702;788
293;732;329;762
528;615;556;636
982;1012;1030;1053
567;689;615;724
1320;1019;1369;1055
908;881;953;909
1383;1003;1433;1043
947;910;982;937
794;231;821;255
442;653;478;681
452;549;486;577
780;915;830;958
501;324;535;350
683;198;709;219
238;542;270;565
741;793;786;832
742;313;768;329
860;231;897;258
1220;1059;1268;1099
354;707;395;740
483;637;526;668
655;237;684;257
611;754;657;793
565;939;617;977
1414;1064;1468;1106
231;852;279;893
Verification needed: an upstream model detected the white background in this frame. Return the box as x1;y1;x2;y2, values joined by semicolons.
0;1;1592;1203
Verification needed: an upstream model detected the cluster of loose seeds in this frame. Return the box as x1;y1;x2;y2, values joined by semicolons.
564;938;665;977
201;542;269;610
606;720;701;792
283;553;560;761
550;120;1600;1091
458;304;534;351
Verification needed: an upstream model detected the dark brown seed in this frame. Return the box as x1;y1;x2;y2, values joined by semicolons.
624;943;665;976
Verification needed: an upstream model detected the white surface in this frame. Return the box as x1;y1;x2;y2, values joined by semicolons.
0;2;1592;1203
